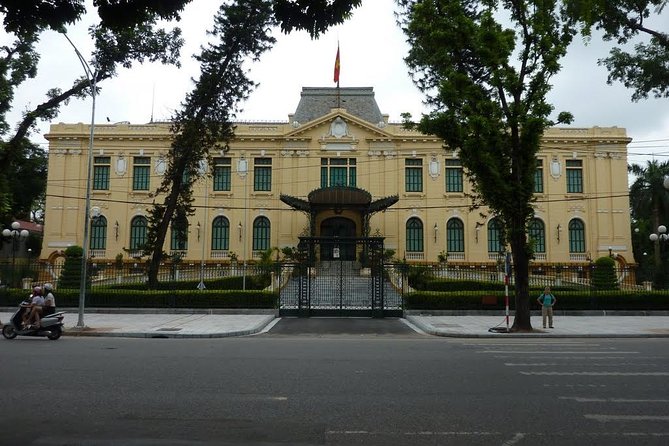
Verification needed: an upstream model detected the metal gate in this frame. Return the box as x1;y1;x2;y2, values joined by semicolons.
278;237;403;317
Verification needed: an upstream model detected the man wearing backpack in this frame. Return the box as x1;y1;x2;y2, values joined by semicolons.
537;286;556;329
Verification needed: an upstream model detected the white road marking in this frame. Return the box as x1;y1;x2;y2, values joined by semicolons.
326;430;669;437
501;433;526;445
560;397;669;403
464;342;599;346
544;384;607;387
480;351;639;354
257;317;282;334
496;356;633;360
585;414;669;422
506;362;661;367
505;363;560;366
400;318;427;334
521;371;669;376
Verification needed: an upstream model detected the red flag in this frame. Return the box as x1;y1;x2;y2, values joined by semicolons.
333;44;340;85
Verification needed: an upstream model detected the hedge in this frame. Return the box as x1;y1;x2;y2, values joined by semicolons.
405;291;669;311
105;275;270;291
0;288;277;309
414;278;583;293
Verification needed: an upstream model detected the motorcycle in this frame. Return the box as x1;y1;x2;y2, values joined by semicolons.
2;303;65;340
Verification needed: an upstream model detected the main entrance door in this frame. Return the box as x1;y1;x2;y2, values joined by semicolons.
320;217;356;260
278;237;403;317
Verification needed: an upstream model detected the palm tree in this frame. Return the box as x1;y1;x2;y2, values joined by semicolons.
628;160;669;287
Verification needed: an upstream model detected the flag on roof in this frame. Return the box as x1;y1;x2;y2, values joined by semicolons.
333;44;340;86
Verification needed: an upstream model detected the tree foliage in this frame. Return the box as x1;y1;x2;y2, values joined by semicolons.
143;0;362;287
0;0;363;225
628;160;669;287
564;0;669;101
398;0;574;331
273;0;362;37
0;0;188;224
145;0;278;287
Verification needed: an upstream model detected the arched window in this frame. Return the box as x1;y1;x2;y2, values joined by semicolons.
528;219;546;253
487;218;502;253
447;218;464;252
90;216;107;250
129;216;148;250
253;217;270;251
406;217;424;252
569;219;586;253
211;216;230;251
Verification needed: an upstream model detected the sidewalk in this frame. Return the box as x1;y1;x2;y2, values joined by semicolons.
405;313;669;338
1;309;668;338
0;309;277;338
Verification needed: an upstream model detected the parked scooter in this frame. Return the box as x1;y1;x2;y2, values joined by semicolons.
2;302;65;340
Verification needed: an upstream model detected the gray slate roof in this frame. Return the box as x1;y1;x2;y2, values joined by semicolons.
292;87;383;125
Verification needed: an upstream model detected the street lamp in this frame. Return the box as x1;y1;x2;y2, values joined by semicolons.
2;221;29;288
197;159;209;291
62;32;97;328
237;157;249;290
649;225;668;244
649;225;668;288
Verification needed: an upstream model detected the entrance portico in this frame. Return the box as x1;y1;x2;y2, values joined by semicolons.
280;186;399;240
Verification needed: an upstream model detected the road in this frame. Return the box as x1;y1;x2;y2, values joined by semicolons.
1;318;668;445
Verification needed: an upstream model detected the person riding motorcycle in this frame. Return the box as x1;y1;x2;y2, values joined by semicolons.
43;283;56;317
23;286;44;329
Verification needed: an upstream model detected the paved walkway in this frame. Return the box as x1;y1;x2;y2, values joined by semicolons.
1;309;668;338
405;314;669;338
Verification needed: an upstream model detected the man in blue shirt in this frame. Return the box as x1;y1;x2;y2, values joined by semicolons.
537;286;556;329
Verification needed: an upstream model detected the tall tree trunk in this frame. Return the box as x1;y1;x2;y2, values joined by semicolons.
510;225;532;332
147;183;182;288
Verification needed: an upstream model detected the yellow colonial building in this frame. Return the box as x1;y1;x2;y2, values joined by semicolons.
41;87;635;268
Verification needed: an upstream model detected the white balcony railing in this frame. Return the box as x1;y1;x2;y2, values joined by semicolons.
210;250;230;259
405;252;424;261
88;249;106;259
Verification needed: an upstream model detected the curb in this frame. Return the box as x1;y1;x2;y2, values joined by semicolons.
3;315;277;339
404;315;669;339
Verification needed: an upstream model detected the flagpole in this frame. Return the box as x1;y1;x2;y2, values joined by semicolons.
334;42;341;108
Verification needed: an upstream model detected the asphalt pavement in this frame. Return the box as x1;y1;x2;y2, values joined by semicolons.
1;308;668;338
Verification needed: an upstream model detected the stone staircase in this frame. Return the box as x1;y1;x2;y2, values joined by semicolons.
279;262;403;312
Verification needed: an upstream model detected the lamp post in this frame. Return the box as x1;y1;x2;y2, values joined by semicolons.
2;221;29;288
197;159;209;291
649;225;668;288
62;32;97;328
237;157;249;290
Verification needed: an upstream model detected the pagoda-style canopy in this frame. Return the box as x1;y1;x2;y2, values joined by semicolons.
280;187;398;236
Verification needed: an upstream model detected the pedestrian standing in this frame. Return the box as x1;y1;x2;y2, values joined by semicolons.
537;286;556;329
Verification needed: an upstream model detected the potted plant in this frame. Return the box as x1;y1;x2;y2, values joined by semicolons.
437;251;448;263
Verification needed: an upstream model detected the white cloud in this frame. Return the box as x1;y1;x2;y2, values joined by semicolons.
5;0;668;163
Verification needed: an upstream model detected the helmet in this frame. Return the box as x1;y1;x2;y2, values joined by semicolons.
43;283;53;292
32;286;42;294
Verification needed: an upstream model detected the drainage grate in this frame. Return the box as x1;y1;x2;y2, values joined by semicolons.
156;327;182;332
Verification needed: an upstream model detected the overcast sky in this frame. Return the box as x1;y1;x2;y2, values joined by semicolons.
7;0;669;167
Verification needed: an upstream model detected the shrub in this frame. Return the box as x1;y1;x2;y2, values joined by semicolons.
592;257;619;290
58;245;86;289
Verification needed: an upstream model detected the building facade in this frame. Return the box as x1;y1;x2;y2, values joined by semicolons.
41;87;635;267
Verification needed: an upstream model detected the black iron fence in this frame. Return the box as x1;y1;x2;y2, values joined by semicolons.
0;260;662;293
400;261;663;294
0;260;278;290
